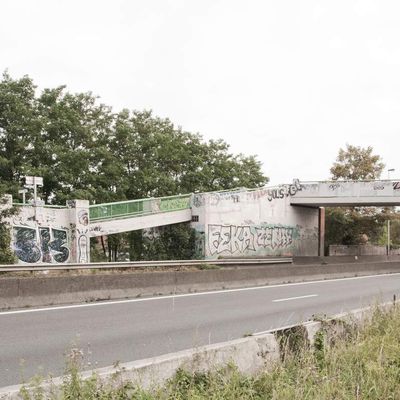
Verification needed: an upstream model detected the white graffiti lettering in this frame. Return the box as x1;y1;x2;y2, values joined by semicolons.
208;224;295;255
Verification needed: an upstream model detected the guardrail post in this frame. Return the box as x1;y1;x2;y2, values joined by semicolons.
318;207;325;256
67;200;90;263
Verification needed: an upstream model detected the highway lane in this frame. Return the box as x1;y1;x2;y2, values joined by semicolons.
1;273;400;388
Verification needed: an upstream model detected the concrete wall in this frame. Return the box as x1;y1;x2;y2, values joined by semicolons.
191;183;319;259
329;244;400;256
5;197;90;264
2;260;400;310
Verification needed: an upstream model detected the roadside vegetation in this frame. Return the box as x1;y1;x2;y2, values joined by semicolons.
19;304;400;399
0;72;268;262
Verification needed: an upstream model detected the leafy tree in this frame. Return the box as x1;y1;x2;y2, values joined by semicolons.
0;72;269;261
35;87;116;204
325;144;393;252
0;191;16;264
0;72;41;198
330;144;384;181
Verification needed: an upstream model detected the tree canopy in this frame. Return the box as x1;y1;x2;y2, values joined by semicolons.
0;72;268;205
330;144;384;181
0;72;269;261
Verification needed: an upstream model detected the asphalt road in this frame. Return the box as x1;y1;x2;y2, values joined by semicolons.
1;273;400;388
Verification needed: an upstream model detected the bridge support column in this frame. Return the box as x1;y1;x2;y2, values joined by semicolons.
318;207;325;256
67;200;90;263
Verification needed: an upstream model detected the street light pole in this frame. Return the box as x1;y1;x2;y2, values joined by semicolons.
388;168;395;179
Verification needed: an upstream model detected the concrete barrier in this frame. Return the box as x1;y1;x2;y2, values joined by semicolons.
1;260;400;310
0;302;395;399
293;255;400;264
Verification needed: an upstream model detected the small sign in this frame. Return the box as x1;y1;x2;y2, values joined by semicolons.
23;176;43;187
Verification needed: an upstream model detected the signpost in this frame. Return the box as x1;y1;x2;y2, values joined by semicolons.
22;176;43;205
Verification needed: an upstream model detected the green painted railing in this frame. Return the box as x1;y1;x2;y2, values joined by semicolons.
89;194;191;221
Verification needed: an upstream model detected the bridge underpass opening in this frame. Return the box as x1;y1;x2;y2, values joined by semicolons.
312;205;400;257
90;221;196;262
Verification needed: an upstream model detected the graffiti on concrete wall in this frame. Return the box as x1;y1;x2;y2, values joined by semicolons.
329;183;341;191
77;209;89;263
13;226;70;263
266;179;302;202
208;224;298;255
393;182;400;191
209;190;242;206
373;183;385;191
78;235;88;263
192;194;205;208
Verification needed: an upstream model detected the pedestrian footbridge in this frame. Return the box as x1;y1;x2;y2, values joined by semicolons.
88;194;192;237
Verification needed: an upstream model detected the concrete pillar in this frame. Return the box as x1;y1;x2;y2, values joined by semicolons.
67;200;90;263
318;207;325;257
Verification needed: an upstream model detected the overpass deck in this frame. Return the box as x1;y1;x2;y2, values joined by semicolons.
291;180;400;207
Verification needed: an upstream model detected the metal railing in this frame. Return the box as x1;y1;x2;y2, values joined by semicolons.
12;203;67;209
89;194;191;221
0;257;292;272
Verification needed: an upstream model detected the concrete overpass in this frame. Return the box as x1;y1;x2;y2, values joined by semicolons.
291;180;400;207
5;179;400;263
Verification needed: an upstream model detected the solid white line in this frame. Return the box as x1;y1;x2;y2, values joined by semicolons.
272;294;318;303
1;272;399;316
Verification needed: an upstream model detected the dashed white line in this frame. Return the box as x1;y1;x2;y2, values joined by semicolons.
273;294;318;302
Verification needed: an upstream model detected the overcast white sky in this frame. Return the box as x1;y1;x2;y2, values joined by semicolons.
1;0;399;185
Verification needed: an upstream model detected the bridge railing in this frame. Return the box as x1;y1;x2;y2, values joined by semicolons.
89;194;191;221
296;180;400;198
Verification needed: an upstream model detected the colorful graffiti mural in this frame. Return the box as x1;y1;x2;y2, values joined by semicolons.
13;226;70;263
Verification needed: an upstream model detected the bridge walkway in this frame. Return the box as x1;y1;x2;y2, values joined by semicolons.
88;194;192;237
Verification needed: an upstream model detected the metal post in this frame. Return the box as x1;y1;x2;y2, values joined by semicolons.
33;176;37;206
388;219;391;256
319;207;325;257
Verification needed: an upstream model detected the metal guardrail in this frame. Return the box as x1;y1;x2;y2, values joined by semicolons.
89;194;191;221
0;258;293;272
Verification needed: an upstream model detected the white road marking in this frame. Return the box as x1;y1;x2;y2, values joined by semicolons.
272;294;318;302
0;272;399;316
